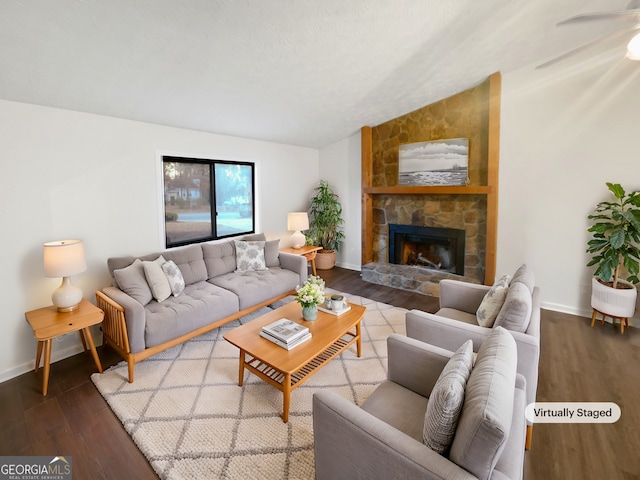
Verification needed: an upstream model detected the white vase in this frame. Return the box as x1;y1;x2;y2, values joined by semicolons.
591;277;638;318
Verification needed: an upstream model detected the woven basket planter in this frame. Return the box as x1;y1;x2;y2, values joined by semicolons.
315;250;336;270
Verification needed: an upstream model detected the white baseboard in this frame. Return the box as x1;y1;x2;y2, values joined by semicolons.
541;301;639;327
335;262;361;271
0;343;88;384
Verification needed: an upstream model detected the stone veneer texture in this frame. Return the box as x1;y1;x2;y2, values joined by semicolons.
368;79;490;286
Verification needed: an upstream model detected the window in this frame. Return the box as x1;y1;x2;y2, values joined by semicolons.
163;156;255;248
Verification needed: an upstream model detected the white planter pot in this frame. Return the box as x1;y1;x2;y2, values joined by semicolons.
590;277;638;318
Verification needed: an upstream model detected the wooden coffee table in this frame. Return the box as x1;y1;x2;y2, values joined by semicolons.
223;300;365;422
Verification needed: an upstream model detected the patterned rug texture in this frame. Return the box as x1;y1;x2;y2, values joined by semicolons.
91;293;407;480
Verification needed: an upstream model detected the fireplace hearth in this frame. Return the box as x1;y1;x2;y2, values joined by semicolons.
389;224;465;276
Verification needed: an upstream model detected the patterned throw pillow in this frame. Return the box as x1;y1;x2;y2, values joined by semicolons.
162;260;185;296
423;339;474;455
234;240;267;272
476;274;510;327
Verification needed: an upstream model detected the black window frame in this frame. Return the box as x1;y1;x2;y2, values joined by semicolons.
162;155;256;248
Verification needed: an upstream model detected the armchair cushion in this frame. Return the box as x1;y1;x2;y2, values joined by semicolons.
423;339;473;454
476;274;510;327
493;282;532;333
450;327;517;480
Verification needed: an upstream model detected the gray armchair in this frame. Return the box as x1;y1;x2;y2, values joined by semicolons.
313;330;526;480
405;264;540;449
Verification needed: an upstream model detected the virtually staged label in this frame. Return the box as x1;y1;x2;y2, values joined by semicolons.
525;402;621;423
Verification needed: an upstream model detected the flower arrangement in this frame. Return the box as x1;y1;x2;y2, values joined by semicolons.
295;275;325;308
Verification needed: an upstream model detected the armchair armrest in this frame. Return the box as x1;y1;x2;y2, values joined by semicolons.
278;252;307;285
438;279;490;314
387;334;453;398
313;391;476;480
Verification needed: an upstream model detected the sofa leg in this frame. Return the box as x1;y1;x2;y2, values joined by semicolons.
525;425;533;450
128;359;135;383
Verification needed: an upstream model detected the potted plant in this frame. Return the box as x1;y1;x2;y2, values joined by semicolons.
307;180;345;270
586;182;640;322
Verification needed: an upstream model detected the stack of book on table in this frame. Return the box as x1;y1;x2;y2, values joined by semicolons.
260;318;311;350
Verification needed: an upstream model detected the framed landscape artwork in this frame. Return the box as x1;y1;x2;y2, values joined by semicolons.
398;138;469;186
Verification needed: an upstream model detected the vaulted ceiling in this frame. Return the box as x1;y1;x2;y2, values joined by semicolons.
0;0;635;148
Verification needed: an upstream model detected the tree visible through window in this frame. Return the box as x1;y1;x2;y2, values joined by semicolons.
163;156;255;247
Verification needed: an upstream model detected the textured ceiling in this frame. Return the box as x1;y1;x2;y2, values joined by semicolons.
0;0;635;148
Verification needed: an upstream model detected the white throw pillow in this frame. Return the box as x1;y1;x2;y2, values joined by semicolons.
143;255;172;302
162;260;185;296
234;240;267;272
476;274;510;327
423;339;474;455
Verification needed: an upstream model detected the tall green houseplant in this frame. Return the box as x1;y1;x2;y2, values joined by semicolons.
308;180;345;253
587;182;640;288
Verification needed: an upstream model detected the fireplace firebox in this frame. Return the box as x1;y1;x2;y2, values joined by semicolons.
389;224;465;275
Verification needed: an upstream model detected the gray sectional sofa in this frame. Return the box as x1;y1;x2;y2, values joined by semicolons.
96;233;306;382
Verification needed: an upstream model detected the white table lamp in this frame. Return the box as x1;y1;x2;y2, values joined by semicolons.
43;239;87;312
287;212;309;249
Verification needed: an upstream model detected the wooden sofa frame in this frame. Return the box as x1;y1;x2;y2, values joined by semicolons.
96;289;295;383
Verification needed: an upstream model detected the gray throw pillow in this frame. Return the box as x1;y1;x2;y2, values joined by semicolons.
234;240;267;272
449;327;517;480
423;339;474;455
162;260;185;296
113;259;153;306
264;239;281;268
493;282;532;333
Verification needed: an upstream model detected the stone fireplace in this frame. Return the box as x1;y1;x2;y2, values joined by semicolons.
389;224;465;275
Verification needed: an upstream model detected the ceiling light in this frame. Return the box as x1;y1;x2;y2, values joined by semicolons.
626;32;640;60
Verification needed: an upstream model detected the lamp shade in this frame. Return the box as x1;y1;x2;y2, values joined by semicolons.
627;32;640;60
43;240;87;278
287;212;309;231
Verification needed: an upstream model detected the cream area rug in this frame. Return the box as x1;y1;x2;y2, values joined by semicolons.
91;294;407;480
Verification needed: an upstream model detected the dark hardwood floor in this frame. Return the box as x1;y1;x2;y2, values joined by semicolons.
1;267;638;479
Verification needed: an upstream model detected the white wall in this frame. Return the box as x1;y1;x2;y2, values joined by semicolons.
498;58;640;322
318;132;362;271
0;99;318;381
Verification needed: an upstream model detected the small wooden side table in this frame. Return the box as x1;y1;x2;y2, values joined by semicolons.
280;245;323;276
25;298;104;395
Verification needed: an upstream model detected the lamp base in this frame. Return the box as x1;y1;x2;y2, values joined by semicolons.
52;277;83;313
57;304;80;313
290;231;306;249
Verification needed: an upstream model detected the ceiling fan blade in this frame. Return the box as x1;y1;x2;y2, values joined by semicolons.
536;25;640;69
558;9;640;25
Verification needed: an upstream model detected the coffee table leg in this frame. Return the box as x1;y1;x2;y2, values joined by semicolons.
356;321;362;357
282;373;291;422
238;350;245;386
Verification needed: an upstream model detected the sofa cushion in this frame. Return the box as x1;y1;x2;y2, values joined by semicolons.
162;260;185;296
476;274;510;327
265;239;281;268
113;259;153;306
449;327;517;480
234;240;267;272
202;240;236;278
511;263;534;294
423;340;473;455
361;380;429;442
163;244;207;286
143;256;171;302
210;267;299;310
143;281;240;349
493;282;532;333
